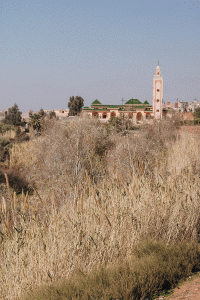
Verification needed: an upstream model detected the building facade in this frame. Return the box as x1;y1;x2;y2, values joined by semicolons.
83;65;163;122
82;99;153;123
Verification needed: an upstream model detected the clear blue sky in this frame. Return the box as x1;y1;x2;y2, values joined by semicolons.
1;0;200;112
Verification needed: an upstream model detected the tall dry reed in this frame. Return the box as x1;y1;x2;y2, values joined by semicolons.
0;118;199;299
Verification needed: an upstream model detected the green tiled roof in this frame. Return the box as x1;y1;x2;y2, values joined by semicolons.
84;105;152;111
106;105;121;108
91;104;122;108
83;108;109;111
125;99;142;105
92;99;101;105
85;99;153;113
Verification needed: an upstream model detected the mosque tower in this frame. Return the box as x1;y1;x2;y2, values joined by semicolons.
153;63;163;119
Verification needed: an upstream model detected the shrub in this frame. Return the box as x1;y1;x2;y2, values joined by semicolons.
23;241;200;300
10;117;115;202
0;123;15;134
68;96;84;116
3;103;22;126
0;167;30;193
180;119;200;126
194;107;200;119
108;116;137;133
14;127;30;143
0;138;11;162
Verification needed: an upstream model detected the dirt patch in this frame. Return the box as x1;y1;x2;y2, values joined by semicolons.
156;272;200;300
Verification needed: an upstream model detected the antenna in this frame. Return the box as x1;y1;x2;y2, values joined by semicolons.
158;60;159;66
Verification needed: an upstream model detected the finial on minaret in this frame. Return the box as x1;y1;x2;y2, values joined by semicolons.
158;60;159;66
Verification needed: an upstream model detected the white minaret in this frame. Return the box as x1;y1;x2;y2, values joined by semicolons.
153;63;163;119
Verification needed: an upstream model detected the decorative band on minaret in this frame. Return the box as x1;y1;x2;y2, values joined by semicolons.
153;64;163;119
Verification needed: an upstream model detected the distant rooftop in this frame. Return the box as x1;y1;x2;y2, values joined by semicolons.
144;100;149;105
125;99;142;105
91;99;101;105
83;99;152;110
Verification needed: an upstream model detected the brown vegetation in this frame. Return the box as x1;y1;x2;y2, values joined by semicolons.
0;117;199;299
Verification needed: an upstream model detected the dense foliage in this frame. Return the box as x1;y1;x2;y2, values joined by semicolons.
3;103;22;126
68;96;84;116
194;107;200;119
28;109;47;132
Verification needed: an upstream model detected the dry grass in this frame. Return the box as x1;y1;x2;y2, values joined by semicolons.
1;129;16;139
0;117;199;299
23;241;200;300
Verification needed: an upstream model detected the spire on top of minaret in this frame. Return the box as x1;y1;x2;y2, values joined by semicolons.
156;60;161;70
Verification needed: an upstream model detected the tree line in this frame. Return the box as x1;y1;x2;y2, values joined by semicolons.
1;95;84;130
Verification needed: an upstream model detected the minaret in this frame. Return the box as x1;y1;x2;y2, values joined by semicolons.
153;63;163;119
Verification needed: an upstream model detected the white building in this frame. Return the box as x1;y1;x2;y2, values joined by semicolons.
178;100;200;113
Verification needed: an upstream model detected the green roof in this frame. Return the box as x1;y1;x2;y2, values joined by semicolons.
83;108;109;111
91;99;101;105
104;105;121;108
144;100;149;105
125;99;142;105
83;106;152;112
91;104;122;108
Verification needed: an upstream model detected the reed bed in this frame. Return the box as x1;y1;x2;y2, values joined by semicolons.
0;117;199;299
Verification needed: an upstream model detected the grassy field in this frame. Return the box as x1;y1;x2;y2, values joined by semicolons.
0;117;200;299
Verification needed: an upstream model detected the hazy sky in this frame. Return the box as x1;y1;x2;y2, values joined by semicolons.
1;0;200;112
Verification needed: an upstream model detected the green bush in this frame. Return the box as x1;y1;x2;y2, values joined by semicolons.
0;138;11;162
180;119;200;126
3;103;22;126
23;240;200;300
0;123;15;134
194;107;200;119
0;167;30;193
